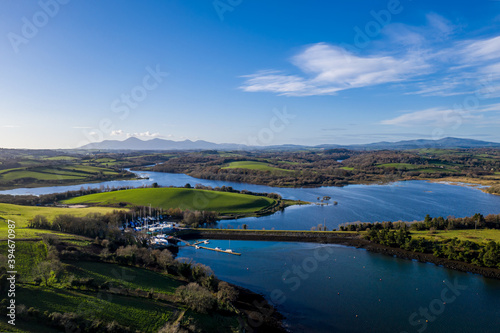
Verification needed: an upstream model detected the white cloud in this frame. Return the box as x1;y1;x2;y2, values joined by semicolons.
381;103;500;127
240;13;500;98
110;129;124;136
456;36;500;64
109;130;162;138
425;13;454;38
126;131;161;138
240;43;428;96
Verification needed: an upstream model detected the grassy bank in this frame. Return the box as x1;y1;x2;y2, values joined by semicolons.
222;161;294;174
62;187;277;215
411;229;500;243
0;203;123;240
0;165;135;190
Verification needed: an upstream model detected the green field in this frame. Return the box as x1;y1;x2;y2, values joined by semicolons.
411;229;500;244
376;163;456;173
0;165;124;185
44;156;78;161
70;261;182;294
0;203;122;228
63;188;276;214
0;241;47;280
222;161;293;173
17;285;175;332
376;163;415;169
0;203;123;239
340;166;354;171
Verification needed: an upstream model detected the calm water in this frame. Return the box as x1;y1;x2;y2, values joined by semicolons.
3;171;500;332
2;170;500;230
178;240;500;333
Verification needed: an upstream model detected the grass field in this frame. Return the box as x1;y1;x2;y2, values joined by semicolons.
376;163;415;169
0;165;123;185
340;166;354;171
411;229;500;244
376;163;455;173
412;167;455;173
62;188;276;214
222;161;293;173
0;203;122;227
0;203;123;240
17;285;175;332
44;156;78;161
70;261;182;294
0;241;47;280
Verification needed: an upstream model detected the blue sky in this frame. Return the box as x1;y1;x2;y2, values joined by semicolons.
1;0;500;148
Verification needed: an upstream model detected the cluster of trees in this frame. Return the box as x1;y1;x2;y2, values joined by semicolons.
175;280;238;314
363;224;500;269
365;228;411;247
339;213;500;231
89;241;240;314
28;213;133;247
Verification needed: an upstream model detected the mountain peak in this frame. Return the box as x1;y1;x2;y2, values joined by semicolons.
78;136;500;151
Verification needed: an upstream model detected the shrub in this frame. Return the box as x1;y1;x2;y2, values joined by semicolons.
175;283;215;313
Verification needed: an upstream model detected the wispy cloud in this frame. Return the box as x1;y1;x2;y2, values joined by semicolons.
110;129;124;136
240;43;428;96
240;13;500;97
381;103;500;127
110;129;162;139
126;131;162;138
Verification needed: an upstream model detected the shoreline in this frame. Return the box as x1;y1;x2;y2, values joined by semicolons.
231;284;288;332
0;174;139;192
181;229;500;280
427;177;500;196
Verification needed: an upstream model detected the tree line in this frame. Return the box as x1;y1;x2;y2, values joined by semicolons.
339;213;500;231
365;228;500;269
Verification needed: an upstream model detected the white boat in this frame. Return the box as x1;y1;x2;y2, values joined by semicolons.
203;240;210;244
226;249;233;253
195;245;200;249
215;247;222;250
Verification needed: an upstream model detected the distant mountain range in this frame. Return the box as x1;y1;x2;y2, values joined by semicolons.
79;137;500;151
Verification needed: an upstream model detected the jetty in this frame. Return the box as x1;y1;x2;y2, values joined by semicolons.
172;237;241;256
